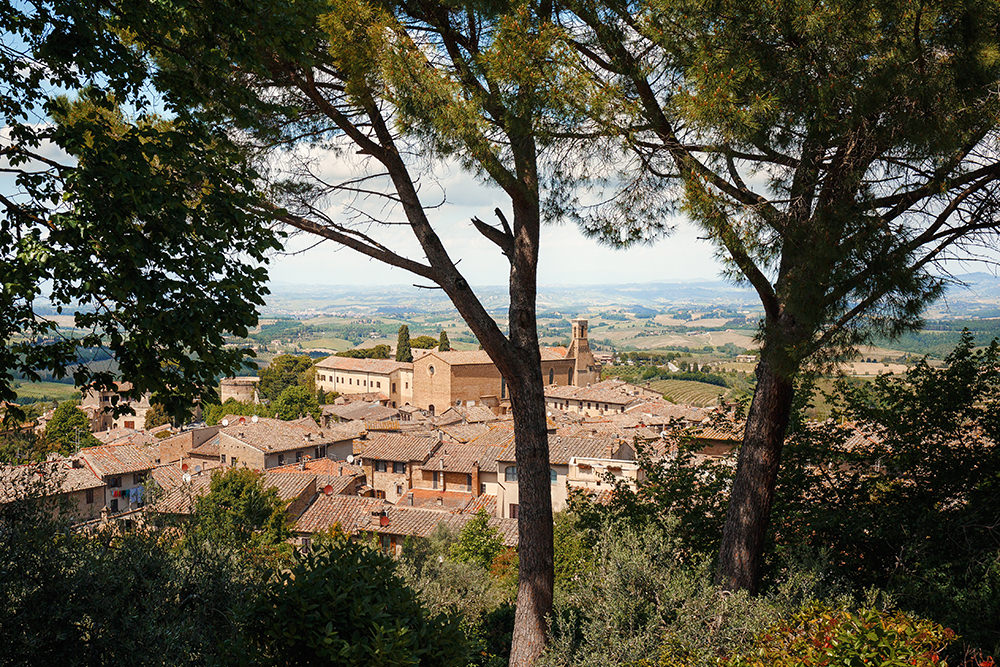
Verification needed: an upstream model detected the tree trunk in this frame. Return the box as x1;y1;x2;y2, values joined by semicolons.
505;194;553;666
507;373;554;666
715;353;795;592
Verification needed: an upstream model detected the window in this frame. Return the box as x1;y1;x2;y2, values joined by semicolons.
85;488;94;504
432;471;439;489
396;484;403;496
392;462;405;474
509;504;519;519
124;420;135;429
376;381;381;388
232;457;238;467
375;490;386;499
110;499;119;512
349;378;353;385
568;368;573;384
363;380;367;387
501;377;506;399
428;405;435;416
466;473;473;488
278;454;285;466
392;383;396;393
428;365;435;376
132;473;142;485
480;483;486;494
505;466;518;482
296;451;302;463
550;469;558;484
221;454;226;464
549;368;554;384
380;534;391;552
405;382;409;389
109;476;122;488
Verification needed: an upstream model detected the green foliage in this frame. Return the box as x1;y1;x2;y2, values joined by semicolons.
272;384;321;422
143;403;170;429
0;483;267;664
411;335;439;349
191;468;291;550
397;325;414;362
252;534;469;665
258;354;315;401
337;344;392;359
450;509;504;570
44;402;98;454
438;331;451;351
0;429;59;465
553;512;589;587
724;606;956;667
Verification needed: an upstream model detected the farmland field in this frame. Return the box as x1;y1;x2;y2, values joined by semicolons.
646;379;732;406
14;381;80;403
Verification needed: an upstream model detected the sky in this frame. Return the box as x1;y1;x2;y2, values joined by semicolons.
265;160;726;288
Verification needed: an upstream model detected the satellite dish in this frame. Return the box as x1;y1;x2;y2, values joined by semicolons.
238;416;246;425
221;419;229;427
181;463;189;472
194;465;202;473
182;473;192;484
346;454;355;464
323;484;334;496
251;415;259;423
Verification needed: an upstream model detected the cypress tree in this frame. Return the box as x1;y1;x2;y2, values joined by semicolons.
438;330;451;351
396;325;412;362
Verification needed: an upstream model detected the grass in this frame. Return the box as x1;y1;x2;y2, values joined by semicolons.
646;378;732;407
299;337;354;351
14;381;81;403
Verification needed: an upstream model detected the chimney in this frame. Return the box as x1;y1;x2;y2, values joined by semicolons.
407;494;414;506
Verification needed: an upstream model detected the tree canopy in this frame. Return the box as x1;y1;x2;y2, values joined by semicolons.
44;402;98;454
397;325;414;362
258;355;315;401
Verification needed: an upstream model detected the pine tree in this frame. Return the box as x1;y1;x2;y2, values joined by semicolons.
396;325;412;363
438;331;451;352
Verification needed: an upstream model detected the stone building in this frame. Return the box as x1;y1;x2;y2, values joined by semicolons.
80;383;152;432
219;376;261;404
216;416;356;470
355;432;439;503
313;357;414;408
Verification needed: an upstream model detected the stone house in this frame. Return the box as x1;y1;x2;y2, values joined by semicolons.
355;432;439;503
80;382;153;432
544;379;661;417
0;459;106;523
216;416;356;470
78;442;157;514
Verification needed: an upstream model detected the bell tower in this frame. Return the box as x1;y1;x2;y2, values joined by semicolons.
567;318;600;386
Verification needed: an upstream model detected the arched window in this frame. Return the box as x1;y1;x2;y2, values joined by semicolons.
428;404;435;416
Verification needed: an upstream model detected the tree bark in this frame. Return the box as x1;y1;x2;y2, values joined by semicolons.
505;197;553;666
715;352;795;592
507;373;553;666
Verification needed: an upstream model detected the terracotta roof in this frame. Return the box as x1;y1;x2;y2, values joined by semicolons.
219;416;354;454
435;405;500;425
269;458;364;477
417;347;567;367
315;474;362;496
79;443;156;478
315;356;412;374
401;488;475;510
153;472;213;514
464;494;497;515
294;494;388;533
262;471;317;502
497;434;621;464
423;441;507;474
624;400;711;423
0;460;103;503
356;433;439;463
149;459;221;492
366;506;518;547
544;379;652;406
439;423;493;443
189;434;221;457
323;403;399;422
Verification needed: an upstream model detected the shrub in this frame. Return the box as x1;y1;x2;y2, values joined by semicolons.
723;605;956;667
253;534;469;665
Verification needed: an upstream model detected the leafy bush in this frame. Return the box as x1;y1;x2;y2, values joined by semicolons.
253;534;469;665
723;605;956;667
